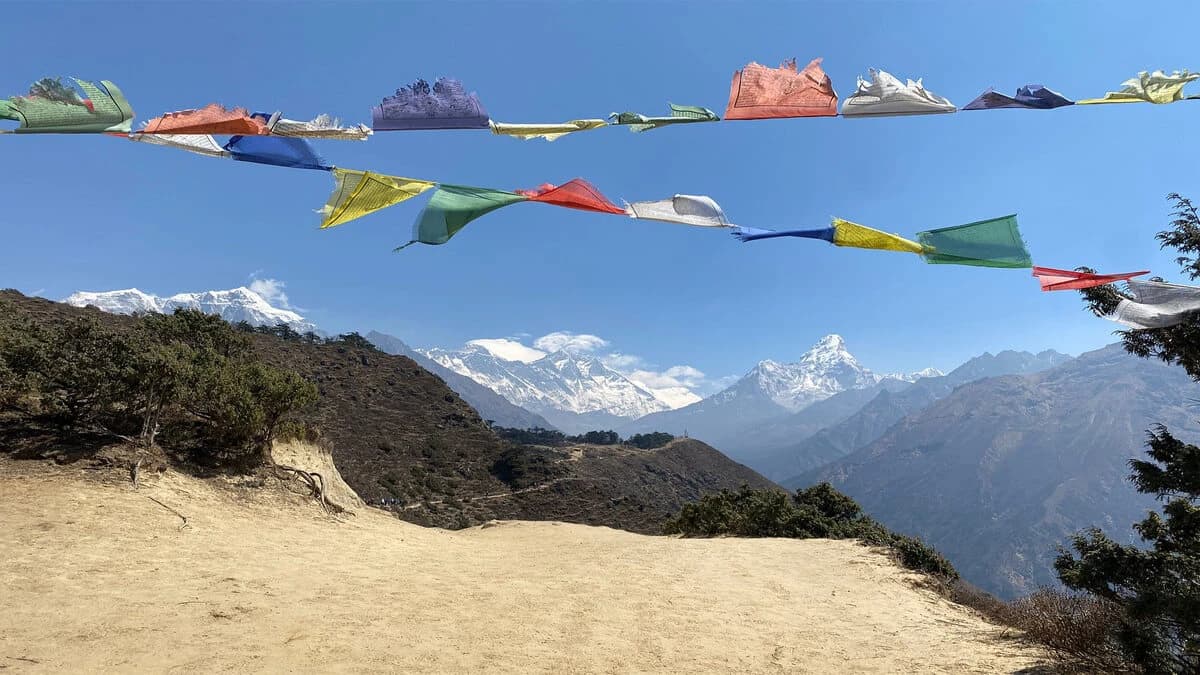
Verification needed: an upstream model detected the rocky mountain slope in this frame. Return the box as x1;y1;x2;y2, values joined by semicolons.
421;341;676;432
795;344;1198;598
619;335;938;460
758;349;1073;481
366;331;553;430
2;291;770;533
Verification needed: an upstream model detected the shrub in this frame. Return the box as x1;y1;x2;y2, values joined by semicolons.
665;483;959;579
626;432;675;449
0;305;318;471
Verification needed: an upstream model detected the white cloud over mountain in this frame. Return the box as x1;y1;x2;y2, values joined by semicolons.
532;331;611;355
466;338;547;364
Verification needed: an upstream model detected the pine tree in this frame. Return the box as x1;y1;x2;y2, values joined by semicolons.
1055;194;1200;671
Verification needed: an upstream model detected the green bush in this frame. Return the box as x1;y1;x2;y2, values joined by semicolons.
665;483;958;580
0;305;318;471
626;432;675;449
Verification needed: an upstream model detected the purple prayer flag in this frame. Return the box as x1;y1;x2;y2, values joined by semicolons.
963;84;1073;110
371;78;490;131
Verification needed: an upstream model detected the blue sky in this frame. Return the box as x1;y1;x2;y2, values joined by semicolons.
2;0;1197;394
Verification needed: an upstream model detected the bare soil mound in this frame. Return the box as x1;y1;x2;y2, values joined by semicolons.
0;459;1046;673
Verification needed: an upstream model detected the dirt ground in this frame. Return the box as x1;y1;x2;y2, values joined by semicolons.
0;455;1047;673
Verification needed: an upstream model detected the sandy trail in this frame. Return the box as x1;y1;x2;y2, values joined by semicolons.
0;461;1046;674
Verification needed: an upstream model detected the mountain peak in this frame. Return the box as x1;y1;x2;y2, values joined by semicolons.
813;334;846;350
63;286;318;334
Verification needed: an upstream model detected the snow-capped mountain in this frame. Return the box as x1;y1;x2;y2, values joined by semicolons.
421;342;673;420
63;287;318;334
618;334;938;448
705;334;934;413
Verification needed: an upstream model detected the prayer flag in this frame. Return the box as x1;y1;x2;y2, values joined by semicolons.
515;179;625;215
1032;266;1149;291
842;69;955;117
400;185;527;249
963;85;1073;110
1077;70;1199;105
831;218;924;253
918;215;1032;268
224;135;331;171
372;78;489;131
140;104;274;135
1110;280;1200;328
489;119;607;141
609;104;719;132
732;226;835;243
270;114;372;140
319;169;436;229
626;195;730;227
128;131;229;158
0;77;133;134
725;58;838;120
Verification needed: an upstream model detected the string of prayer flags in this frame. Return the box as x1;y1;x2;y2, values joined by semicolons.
725;58;838;120
963;85;1073;110
489;119;608;141
626;195;730;227
515;179;626;215
399;185;527;249
372;78;489;131
1107;280;1200;329
224;135;331;171
609;104;719;132
0;77;134;134
917;215;1032;268
842;69;956;117
1032;266;1149;291
140;104;276;136
269;114;372;140
128;131;229;158
319;169;436;229
1077;70;1199;105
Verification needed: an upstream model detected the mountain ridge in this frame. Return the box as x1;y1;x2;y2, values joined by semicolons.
64;287;318;334
793;343;1198;598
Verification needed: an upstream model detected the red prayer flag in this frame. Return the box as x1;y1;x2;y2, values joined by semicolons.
515;178;626;215
725;57;838;121
139;104;271;136
1032;266;1150;291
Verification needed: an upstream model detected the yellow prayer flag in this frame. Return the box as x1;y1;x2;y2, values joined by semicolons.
488;119;607;142
320;168;436;229
831;218;925;254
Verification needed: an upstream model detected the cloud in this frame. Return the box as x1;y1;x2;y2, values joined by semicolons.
247;274;305;312
600;353;646;370
626;365;707;391
467;338;546;364
248;277;290;308
533;331;610;354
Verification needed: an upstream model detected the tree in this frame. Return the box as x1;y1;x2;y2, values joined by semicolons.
1055;193;1200;672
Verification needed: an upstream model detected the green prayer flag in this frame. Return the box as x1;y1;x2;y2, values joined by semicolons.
399;185;527;250
917;215;1032;269
608;103;719;132
0;77;134;134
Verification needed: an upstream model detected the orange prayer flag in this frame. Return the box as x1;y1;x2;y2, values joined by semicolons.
724;58;838;120
139;104;273;135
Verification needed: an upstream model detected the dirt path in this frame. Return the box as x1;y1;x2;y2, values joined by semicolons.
0;462;1047;673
